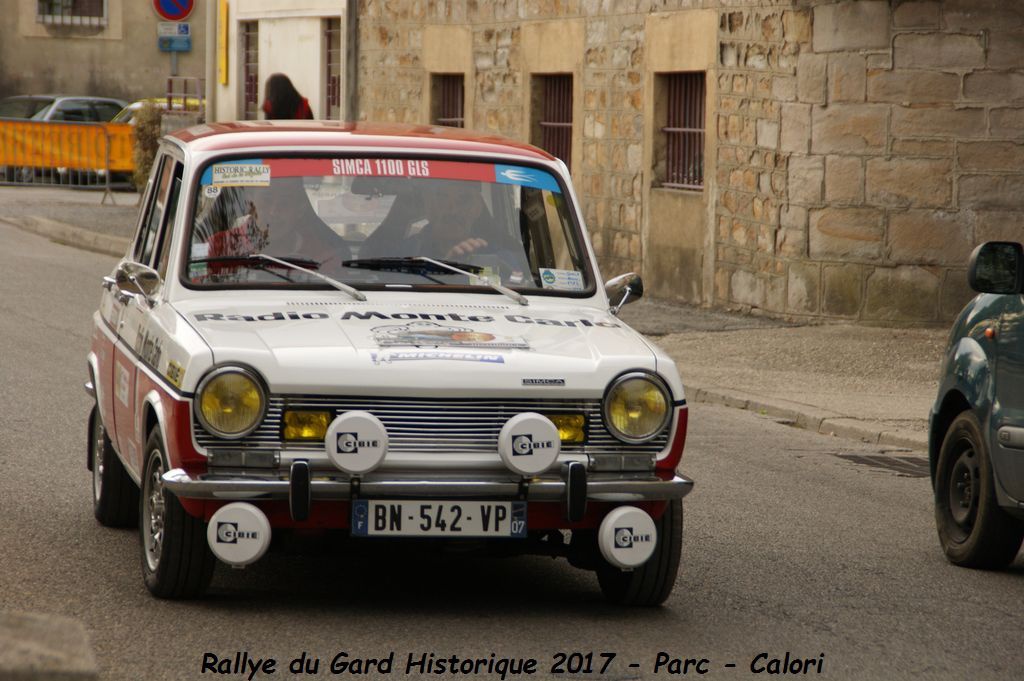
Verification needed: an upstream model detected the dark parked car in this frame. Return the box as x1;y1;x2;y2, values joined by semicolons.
931;241;1024;568
0;94;127;122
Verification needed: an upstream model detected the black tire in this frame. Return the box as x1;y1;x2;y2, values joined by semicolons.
596;500;683;606
140;429;215;599
934;411;1024;569
89;405;138;527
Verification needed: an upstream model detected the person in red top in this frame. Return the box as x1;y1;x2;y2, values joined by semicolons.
262;73;314;119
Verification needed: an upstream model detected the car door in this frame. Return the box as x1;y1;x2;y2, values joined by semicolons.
111;153;181;475
992;296;1024;501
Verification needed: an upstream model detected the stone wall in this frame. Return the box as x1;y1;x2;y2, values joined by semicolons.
721;0;1024;323
356;0;1024;324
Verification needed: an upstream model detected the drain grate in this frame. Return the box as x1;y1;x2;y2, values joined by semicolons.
834;453;930;478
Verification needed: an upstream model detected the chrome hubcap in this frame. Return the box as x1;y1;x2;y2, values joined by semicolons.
143;452;166;571
92;417;105;502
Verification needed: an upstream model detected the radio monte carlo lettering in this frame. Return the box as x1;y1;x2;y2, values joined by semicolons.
191;310;621;328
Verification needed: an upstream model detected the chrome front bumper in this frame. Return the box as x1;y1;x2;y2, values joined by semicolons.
162;468;694;503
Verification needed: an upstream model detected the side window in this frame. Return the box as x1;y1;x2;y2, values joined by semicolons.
94;101;122;122
155;166;184;279
133;157;174;265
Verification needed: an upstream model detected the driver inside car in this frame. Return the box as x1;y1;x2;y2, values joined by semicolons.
362;179;531;278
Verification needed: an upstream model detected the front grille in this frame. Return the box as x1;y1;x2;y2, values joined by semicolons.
193;395;669;458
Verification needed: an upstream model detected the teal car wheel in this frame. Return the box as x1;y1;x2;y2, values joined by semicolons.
935;412;1023;568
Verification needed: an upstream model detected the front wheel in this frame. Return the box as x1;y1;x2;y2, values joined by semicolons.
934;412;1023;568
595;500;683;606
140;430;215;598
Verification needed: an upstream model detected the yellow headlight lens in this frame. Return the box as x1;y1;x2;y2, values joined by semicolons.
546;414;586;443
605;375;670;442
198;371;264;437
283;411;330;440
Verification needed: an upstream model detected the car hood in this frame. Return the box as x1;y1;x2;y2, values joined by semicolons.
172;295;661;397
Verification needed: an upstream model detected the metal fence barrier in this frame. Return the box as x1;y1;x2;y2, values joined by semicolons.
0;121;135;202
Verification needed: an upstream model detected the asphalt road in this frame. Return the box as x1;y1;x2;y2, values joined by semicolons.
1;222;1022;681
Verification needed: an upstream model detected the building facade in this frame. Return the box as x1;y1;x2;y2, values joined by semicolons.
356;0;1024;323
210;0;352;123
3;1;1023;323
0;1;208;102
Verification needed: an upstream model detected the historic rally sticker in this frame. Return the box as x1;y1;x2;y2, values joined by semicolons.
211;163;271;187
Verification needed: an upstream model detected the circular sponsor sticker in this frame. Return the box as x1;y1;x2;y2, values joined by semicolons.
207;502;272;567
325;411;389;474
598;506;658;569
203;185;221;199
497;412;561;476
542;269;557;285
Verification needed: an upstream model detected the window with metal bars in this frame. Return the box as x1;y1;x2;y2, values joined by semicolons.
430;74;465;128
325;18;343;120
657;72;705;190
37;0;105;26
531;74;573;171
241;22;260;120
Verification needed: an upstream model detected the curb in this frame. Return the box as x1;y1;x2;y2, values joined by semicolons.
0;610;99;680
688;386;928;451
1;216;127;258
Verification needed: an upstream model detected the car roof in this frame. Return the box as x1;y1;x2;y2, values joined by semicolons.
2;94;124;102
168;121;557;162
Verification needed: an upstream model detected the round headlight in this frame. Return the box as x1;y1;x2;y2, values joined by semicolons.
603;372;671;443
195;367;266;439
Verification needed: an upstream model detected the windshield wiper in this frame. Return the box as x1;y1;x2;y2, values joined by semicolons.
192;253;366;301
343;256;527;306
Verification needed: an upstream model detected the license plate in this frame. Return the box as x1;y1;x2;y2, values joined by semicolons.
351;500;527;538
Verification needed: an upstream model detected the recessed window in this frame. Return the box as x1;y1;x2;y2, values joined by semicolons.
431;74;465;128
37;0;106;26
531;74;573;171
325;18;343;120
656;72;705;190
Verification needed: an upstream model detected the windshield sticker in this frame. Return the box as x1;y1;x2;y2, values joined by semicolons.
495;165;561;193
209;163;271;187
372;321;530;350
539;268;586;291
372;350;506;365
200;158;562;193
202;185;221;199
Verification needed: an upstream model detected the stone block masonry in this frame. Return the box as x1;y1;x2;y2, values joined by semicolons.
357;0;1024;324
716;0;1024;323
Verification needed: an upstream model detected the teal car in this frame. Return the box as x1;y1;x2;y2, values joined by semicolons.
931;241;1024;568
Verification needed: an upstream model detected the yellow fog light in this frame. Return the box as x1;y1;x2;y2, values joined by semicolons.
603;373;671;443
195;367;266;439
283;411;330;440
546;414;586;443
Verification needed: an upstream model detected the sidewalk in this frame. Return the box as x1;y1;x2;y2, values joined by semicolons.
0;184;942;451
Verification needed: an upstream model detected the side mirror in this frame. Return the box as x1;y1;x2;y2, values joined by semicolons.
968;242;1024;294
605;272;644;315
115;261;162;306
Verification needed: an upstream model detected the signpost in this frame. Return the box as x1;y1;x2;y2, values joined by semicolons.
153;1;195;74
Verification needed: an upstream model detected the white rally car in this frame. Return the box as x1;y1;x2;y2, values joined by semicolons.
86;122;693;605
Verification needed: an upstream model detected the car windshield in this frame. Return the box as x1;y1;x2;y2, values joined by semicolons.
0;97;53;119
185;157;592;294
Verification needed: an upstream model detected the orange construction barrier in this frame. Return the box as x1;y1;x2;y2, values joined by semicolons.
0;120;134;172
